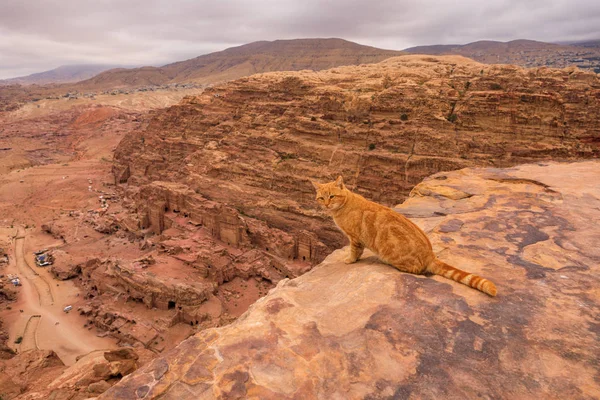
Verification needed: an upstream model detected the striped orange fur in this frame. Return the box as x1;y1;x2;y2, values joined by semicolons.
429;259;497;296
312;176;497;297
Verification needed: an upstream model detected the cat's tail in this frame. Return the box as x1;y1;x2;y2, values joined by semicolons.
428;259;497;297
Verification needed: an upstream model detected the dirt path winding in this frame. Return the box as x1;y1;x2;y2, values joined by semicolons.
14;227;54;306
8;226;116;365
19;315;40;351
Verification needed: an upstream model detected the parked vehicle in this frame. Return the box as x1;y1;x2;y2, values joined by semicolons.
35;251;54;267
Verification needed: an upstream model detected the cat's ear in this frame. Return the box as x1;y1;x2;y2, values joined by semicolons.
310;180;321;190
335;175;344;188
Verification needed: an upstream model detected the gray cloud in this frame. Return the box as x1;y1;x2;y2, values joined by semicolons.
1;0;599;78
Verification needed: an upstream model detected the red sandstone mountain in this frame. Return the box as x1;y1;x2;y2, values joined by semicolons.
76;38;404;89
112;54;599;274
405;39;600;73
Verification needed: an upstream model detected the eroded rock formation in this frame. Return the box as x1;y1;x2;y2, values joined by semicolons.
0;347;149;399
113;55;600;270
76;206;314;352
102;160;600;399
0;350;65;398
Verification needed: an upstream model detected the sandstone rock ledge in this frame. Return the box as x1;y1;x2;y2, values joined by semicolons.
102;161;600;400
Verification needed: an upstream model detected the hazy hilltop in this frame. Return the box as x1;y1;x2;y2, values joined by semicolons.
0;64;122;85
0;38;402;109
567;39;600;50
405;39;600;73
76;38;404;89
6;37;600;105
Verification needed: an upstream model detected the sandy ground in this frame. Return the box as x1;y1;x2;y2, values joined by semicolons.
0;163;121;365
4;87;203;122
1;226;117;365
0;90;199;365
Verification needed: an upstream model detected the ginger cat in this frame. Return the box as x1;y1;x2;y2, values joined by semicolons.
312;176;497;296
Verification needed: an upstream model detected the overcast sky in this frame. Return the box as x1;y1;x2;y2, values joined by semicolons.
1;0;599;79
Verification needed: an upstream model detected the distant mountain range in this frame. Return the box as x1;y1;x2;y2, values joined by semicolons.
0;64;123;85
559;39;600;49
75;38;404;89
403;39;600;73
3;37;599;93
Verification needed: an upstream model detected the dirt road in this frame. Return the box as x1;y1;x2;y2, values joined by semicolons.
19;315;40;351
7;226;117;365
14;227;54;306
0;90;191;366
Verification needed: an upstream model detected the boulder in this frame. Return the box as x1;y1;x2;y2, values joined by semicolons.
104;347;139;362
87;380;112;394
93;359;137;380
47;351;108;389
0;350;65;398
101;161;600;399
47;250;88;280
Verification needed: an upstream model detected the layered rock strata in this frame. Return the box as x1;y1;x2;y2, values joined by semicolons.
76;211;312;351
113;55;600;267
102;160;600;399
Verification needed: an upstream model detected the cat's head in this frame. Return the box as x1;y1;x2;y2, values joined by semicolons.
311;176;348;211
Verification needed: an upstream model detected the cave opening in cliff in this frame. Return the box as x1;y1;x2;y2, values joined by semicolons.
168;301;176;309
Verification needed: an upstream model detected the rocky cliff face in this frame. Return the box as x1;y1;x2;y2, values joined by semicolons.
113;55;600;268
101;160;600;399
74;185;317;353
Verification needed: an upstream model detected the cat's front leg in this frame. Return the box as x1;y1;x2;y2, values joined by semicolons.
345;240;364;264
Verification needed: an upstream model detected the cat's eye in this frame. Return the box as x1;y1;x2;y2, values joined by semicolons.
329;195;335;199
317;196;324;201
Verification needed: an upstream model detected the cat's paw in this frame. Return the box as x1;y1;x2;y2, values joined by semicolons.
344;257;357;264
